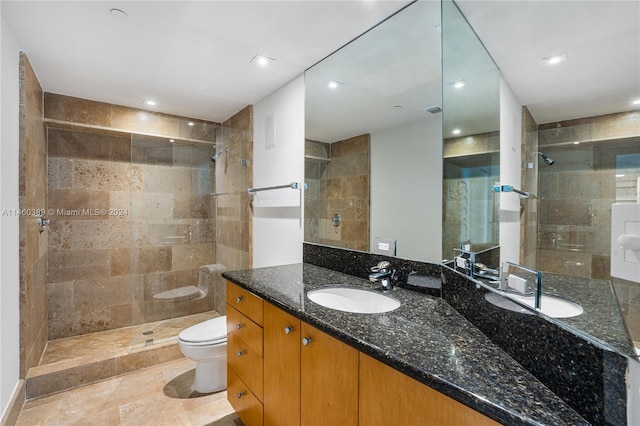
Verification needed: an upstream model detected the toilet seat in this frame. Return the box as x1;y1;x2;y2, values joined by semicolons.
179;316;227;345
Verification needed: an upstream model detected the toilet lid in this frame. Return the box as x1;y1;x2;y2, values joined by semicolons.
179;316;227;344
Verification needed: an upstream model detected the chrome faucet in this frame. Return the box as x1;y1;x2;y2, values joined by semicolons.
369;261;396;291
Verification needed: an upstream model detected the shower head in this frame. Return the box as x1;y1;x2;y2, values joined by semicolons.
536;152;555;165
210;147;229;163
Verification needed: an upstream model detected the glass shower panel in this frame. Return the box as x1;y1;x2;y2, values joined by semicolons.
130;135;216;325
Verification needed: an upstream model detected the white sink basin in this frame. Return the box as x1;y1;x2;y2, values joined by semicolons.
485;292;583;319
307;288;400;314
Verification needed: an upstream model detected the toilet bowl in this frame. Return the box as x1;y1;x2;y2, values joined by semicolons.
178;316;227;393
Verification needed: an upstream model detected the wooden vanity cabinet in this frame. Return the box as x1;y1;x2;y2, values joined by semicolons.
226;281;264;426
359;353;499;426
263;303;359;426
263;303;300;426
300;322;358;426
229;282;499;426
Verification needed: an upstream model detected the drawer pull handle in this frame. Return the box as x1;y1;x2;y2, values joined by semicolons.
284;326;293;334
237;350;246;357
302;337;312;346
236;296;244;303
236;323;243;330
237;391;245;399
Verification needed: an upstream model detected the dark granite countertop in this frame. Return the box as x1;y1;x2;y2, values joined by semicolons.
223;263;588;426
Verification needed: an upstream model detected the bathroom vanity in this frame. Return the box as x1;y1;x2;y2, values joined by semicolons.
223;264;587;425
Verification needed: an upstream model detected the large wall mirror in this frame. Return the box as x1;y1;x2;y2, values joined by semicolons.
304;0;500;262
304;0;500;263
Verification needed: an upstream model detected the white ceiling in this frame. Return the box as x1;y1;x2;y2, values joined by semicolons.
2;1;639;125
1;0;412;122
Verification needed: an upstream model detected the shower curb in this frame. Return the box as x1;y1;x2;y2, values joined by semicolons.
25;340;183;400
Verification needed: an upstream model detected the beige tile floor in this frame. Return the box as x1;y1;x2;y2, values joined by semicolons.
17;357;241;426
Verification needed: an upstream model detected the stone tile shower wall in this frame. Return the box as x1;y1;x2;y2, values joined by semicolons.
19;53;48;377
304;135;370;252
44;93;220;339
214;106;253;315
537;110;640;341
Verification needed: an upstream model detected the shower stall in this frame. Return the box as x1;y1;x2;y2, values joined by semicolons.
46;127;221;341
39;93;252;364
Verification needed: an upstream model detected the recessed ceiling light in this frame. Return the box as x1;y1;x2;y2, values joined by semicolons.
573;141;580;145
616;174;625;178
543;52;568;65
250;54;275;67
188;122;194;126
144;100;156;106
169;139;175;143
448;80;465;89
324;80;344;89
452;128;461;135
632;98;640;106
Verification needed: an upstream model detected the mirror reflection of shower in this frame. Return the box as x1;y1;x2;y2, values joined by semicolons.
536;151;555;165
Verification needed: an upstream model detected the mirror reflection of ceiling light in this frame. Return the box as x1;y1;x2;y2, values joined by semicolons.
144;100;156;106
543;52;568;65
188;122;194;126
324;80;344;89
250;54;275;67
632;99;640;106
169;139;175;143
448;80;465;89
452;128;461;135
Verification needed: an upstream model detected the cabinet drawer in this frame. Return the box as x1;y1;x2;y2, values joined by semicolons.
227;304;263;357
228;332;264;401
227;281;264;326
228;366;264;426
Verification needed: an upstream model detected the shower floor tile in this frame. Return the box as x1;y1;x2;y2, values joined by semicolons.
38;312;220;370
16;357;240;426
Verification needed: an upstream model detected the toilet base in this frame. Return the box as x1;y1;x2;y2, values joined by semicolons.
193;355;227;393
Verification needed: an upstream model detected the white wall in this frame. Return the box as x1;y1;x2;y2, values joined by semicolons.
252;75;305;268
499;77;522;265
370;118;442;262
0;14;22;418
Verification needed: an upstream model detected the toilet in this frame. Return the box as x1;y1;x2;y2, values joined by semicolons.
178;316;227;393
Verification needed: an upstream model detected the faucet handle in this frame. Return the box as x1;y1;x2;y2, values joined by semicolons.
370;260;391;272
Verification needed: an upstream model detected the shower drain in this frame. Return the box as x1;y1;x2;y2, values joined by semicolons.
142;330;154;336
